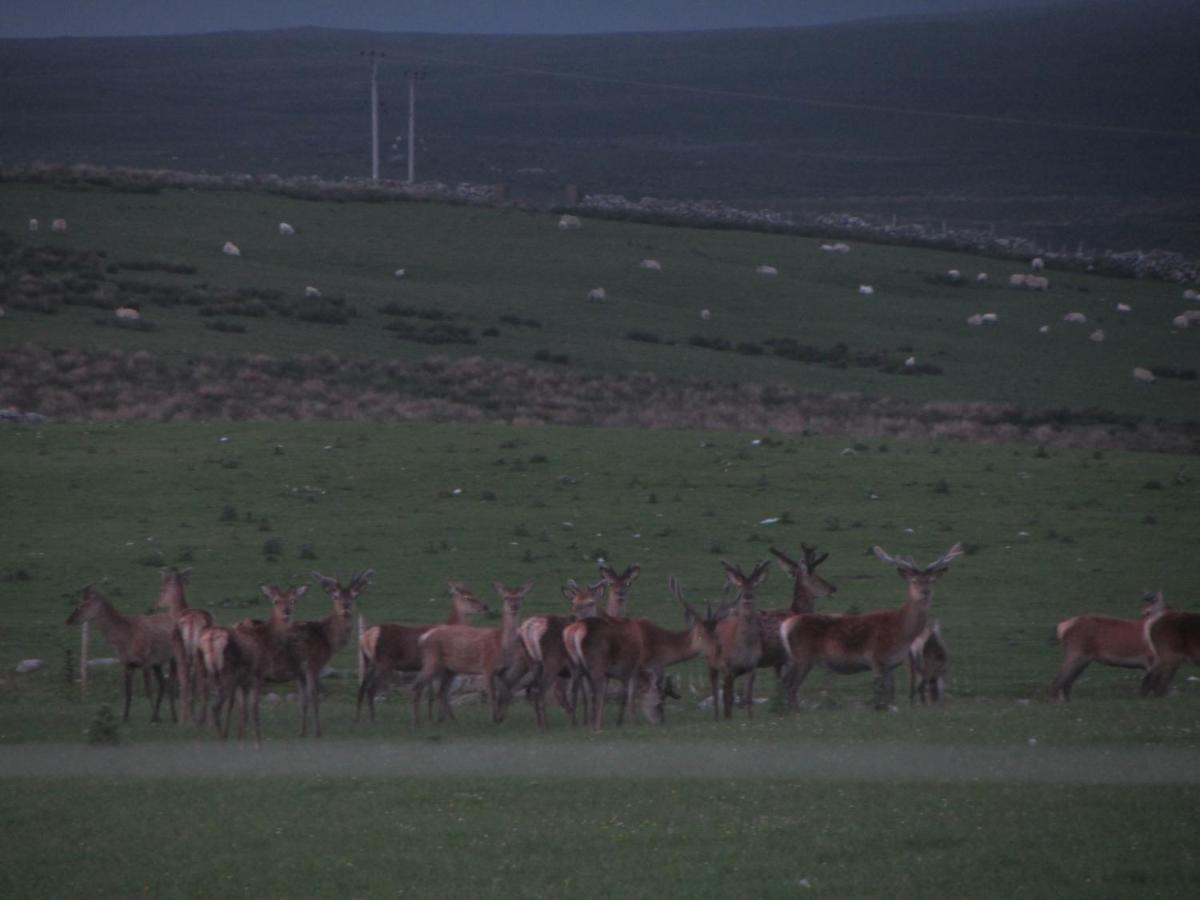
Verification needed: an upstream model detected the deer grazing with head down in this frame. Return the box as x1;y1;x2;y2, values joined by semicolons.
66;583;177;723
198;583;305;746
707;559;771;719
355;580;490;723
283;570;372;737
1140;598;1199;697
1052;590;1165;700
518;579;605;728
781;544;963;709
153;566;215;724
908;620;947;704
411;580;535;725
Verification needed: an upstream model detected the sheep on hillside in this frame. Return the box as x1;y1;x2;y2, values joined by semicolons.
980;312;998;325
1115;302;1132;313
1089;329;1105;343
558;215;582;230
1031;257;1045;271
639;259;662;271
975;272;989;284
820;243;851;254
304;286;321;299
756;264;778;276
1171;314;1189;329
50;218;67;234
114;307;141;321
393;268;406;279
587;287;607;303
1133;367;1156;383
858;285;875;296
27;218;38;232
1063;312;1087;324
1184;288;1198;301
222;241;241;257
279;222;295;236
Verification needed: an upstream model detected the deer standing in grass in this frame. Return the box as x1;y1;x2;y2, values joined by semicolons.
1140;601;1199;697
708;560;770;718
518;579;605;728
412;580;534;725
284;570;371;737
198;584;304;746
1052;591;1165;700
66;584;177;723
908;620;947;704
763;545;838;706
781;544;963;709
355;581;490;723
153;566;215;724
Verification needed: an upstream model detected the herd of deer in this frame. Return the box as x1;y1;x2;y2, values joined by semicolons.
64;540;1199;745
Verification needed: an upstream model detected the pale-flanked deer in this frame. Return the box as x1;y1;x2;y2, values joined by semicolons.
66;584;177;723
412;580;534;725
597;562;641;617
763;545;838;705
1052;590;1165;700
284;570;372;737
518;579;604;728
355;580;490;723
781;543;963;709
153;566;215;724
708;559;770;718
198;584;304;747
908;620;947;704
1140;600;1199;697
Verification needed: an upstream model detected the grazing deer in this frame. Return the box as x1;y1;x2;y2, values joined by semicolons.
412;580;534;725
908;620;947;704
561;577;721;731
355;580;490;723
781;544;963;709
597;562;641;616
707;560;770;718
518;579;605;728
1140;601;1199;697
198;583;304;746
153;566;215;724
1052;591;1165;700
66;584;177;723
763;545;838;705
281;570;372;737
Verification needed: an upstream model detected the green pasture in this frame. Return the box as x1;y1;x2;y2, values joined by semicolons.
2;182;1197;422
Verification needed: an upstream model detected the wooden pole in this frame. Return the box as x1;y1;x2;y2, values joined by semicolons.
357;614;366;685
79;621;90;699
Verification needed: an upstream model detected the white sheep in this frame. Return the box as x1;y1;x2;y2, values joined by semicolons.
1115;302;1132;313
1031;257;1045;271
50;218;67;234
946;269;962;282
700;308;712;321
1089;329;1105;343
967;314;984;327
278;222;295;236
393;268;406;279
114;307;141;321
858;285;875;296
558;214;582;230
304;286;321;299
980;312;998;325
27;218;38;232
1132;367;1156;383
1038;325;1051;334
1026;275;1049;290
975;272;989;284
1184;288;1198;301
587;287;607;303
1063;312;1087;324
904;356;916;368
819;242;851;254
1009;273;1028;288
1171;314;1189;329
639;259;662;271
222;241;241;257
756;264;778;276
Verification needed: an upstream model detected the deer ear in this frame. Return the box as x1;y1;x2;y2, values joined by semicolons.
259;584;273;599
625;565;641;583
562;581;579;602
294;585;308;598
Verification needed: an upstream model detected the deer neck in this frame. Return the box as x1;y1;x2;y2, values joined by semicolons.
158;586;189;620
323;608;353;652
93;597;134;647
605;590;625;618
447;603;470;626
898;592;932;644
790;579;815;614
650;623;700;668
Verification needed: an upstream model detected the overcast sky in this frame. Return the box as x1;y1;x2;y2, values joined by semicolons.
2;0;1090;39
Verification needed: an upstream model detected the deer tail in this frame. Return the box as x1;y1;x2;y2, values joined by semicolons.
199;628;229;677
564;621;588;671
518;617;548;664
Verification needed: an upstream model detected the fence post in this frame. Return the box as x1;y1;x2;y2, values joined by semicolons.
80;621;90;699
357;614;366;685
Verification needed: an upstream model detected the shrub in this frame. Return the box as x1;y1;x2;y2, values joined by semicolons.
204;320;247;333
86;704;121;745
533;349;569;365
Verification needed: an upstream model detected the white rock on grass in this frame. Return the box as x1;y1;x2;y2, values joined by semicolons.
222;241;241;257
755;264;778;276
587;287;607;302
557;214;582;230
304;286;321;299
639;259;662;270
15;659;45;673
858;285;875;296
1132;367;1156;383
278;222;295;236
50;218;67;234
394;268;406;279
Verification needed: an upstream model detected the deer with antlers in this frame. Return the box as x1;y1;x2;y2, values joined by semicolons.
198;583;305;746
763;545;838;705
908;620;947;704
66;584;177;723
597;562;641;616
153;566;215;724
355;580;491;723
518;579;605;728
280;570;372;737
705;560;770;718
1140;599;1198;698
411;580;534;725
1052;590;1165;700
781;544;963;709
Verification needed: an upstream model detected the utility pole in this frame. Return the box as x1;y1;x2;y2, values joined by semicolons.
405;69;427;184
361;50;385;181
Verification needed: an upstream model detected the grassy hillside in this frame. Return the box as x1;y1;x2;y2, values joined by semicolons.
2;182;1198;436
1;0;1198;251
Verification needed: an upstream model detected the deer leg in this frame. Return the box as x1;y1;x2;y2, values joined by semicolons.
437;671;457;723
709;667;720;720
149;664;168;724
722;673;736;719
121;665;135;722
194;655;209;726
1143;661;1182;697
1052;658;1090;701
591;674;609;732
744;669;756;718
309;670;323;738
297;675;310;737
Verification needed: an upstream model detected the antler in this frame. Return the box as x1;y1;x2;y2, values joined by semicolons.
311;571;339;593
800;543;829;569
872;546;918;573
925;544;963;573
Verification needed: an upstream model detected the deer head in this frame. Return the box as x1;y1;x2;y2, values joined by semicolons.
597;562;640;615
720;559;771;602
769;544;837;598
66;584;105;625
873;544;962;604
259;583;307;624
448;580;491;618
562;578;605;619
669;575;732;660
154;566;191;610
1141;590;1167;618
312;570;373;617
493;580;535;617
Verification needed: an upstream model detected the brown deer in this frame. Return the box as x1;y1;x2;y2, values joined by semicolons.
763;545;838;705
66;584;177;723
781;544;963;709
153;566;215;724
411;580;534;725
1140;600;1199;697
708;559;771;718
908;620;947;704
597;562;641;616
198;584;304;746
283;570;372;737
561;579;713;732
1052;590;1165;700
518;579;605;728
355;580;490;723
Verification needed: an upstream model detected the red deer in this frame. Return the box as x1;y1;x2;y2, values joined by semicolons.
1140;601;1199;697
153;566;215;724
1052;591;1165;700
355;581;490;723
781;544;963;709
559;577;719;731
908;620;947;704
597;562;641;616
764;545;838;706
198;584;304;746
66;584;177;722
284;570;372;737
707;559;771;718
412;580;534;725
518;579;605;728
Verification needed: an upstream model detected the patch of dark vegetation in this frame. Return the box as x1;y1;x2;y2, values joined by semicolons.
385;321;476;345
380;303;458;321
92;315;157;332
116;257;197;275
499;314;542;328
204;320;247;334
1149;366;1197;381
533;349;569;365
626;330;673;345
